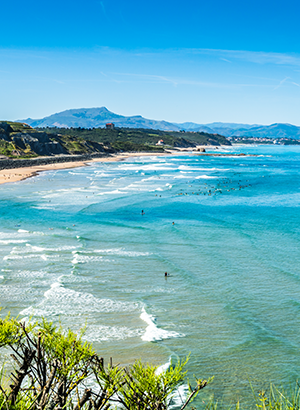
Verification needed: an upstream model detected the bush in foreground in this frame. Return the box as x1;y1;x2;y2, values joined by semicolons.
0;313;210;409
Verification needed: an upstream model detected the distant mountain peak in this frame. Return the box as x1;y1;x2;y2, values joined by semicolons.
18;108;300;139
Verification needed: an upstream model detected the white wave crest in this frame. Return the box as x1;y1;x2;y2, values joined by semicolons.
0;240;27;244
94;248;151;257
168;384;189;409
155;357;172;375
140;308;184;342
3;254;48;261
195;175;218;179
20;282;139;318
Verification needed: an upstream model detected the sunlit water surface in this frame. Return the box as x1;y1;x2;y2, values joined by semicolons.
1;145;300;408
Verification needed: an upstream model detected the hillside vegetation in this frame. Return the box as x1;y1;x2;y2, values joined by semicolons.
21;107;300;139
0;121;110;158
40;126;231;151
0;121;230;158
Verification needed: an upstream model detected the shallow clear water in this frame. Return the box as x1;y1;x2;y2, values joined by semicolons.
1;145;300;407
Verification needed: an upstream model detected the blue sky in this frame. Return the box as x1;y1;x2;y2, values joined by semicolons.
1;0;300;125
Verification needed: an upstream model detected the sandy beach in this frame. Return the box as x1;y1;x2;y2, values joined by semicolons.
0;152;172;185
0;146;233;186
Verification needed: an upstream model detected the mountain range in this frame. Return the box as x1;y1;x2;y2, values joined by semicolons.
21;107;300;140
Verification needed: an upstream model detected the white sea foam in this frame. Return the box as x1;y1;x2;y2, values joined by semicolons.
168;384;189;409
169;158;192;162
14;270;46;278
120;183;154;192
178;165;228;171
141;176;163;182
97;189;128;195
155;357;172;375
0;240;27;244
121;287;174;294
15;229;45;236
83;325;143;342
179;165;209;171
140;308;184;342
173;175;191;179
195;175;218;179
94;248;151;257
68;171;88;175
0;284;41;303
26;244;45;252
3;254;48;261
0;232;22;239
93;172;111;177
18;244;78;253
71;251;111;264
20;282;139;318
72;255;104;264
118;164;177;171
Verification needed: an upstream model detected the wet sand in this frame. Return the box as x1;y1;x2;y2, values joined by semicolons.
0;147;238;186
0;152;170;185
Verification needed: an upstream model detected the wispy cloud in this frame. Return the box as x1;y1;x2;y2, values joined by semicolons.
99;1;111;23
112;72;179;86
102;47;300;68
111;71;274;89
220;58;232;63
274;76;300;90
182;48;300;67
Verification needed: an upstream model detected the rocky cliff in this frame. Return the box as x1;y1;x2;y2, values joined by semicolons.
0;122;110;157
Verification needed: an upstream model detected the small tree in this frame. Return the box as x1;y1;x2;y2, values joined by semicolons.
0;312;211;409
94;357;212;410
0;314;95;409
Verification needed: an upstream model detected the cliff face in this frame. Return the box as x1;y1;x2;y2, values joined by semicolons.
0;122;109;157
11;132;68;156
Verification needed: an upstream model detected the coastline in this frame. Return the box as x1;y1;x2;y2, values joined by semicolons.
0;145;237;186
0;152;171;185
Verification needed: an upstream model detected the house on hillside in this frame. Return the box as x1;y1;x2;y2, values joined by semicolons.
106;123;115;129
156;139;164;146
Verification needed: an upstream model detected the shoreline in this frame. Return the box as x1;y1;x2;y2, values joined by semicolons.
0;152;171;185
0;145;241;186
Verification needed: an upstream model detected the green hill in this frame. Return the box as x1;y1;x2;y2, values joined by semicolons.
0;121;230;158
40;126;231;151
0;121;110;158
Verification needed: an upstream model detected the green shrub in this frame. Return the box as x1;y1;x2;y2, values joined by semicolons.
0;313;210;409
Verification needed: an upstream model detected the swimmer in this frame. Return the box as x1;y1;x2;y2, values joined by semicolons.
141;210;145;215
165;272;168;277
172;222;175;225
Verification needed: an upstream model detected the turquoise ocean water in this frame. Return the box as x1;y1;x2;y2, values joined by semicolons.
1;145;300;407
